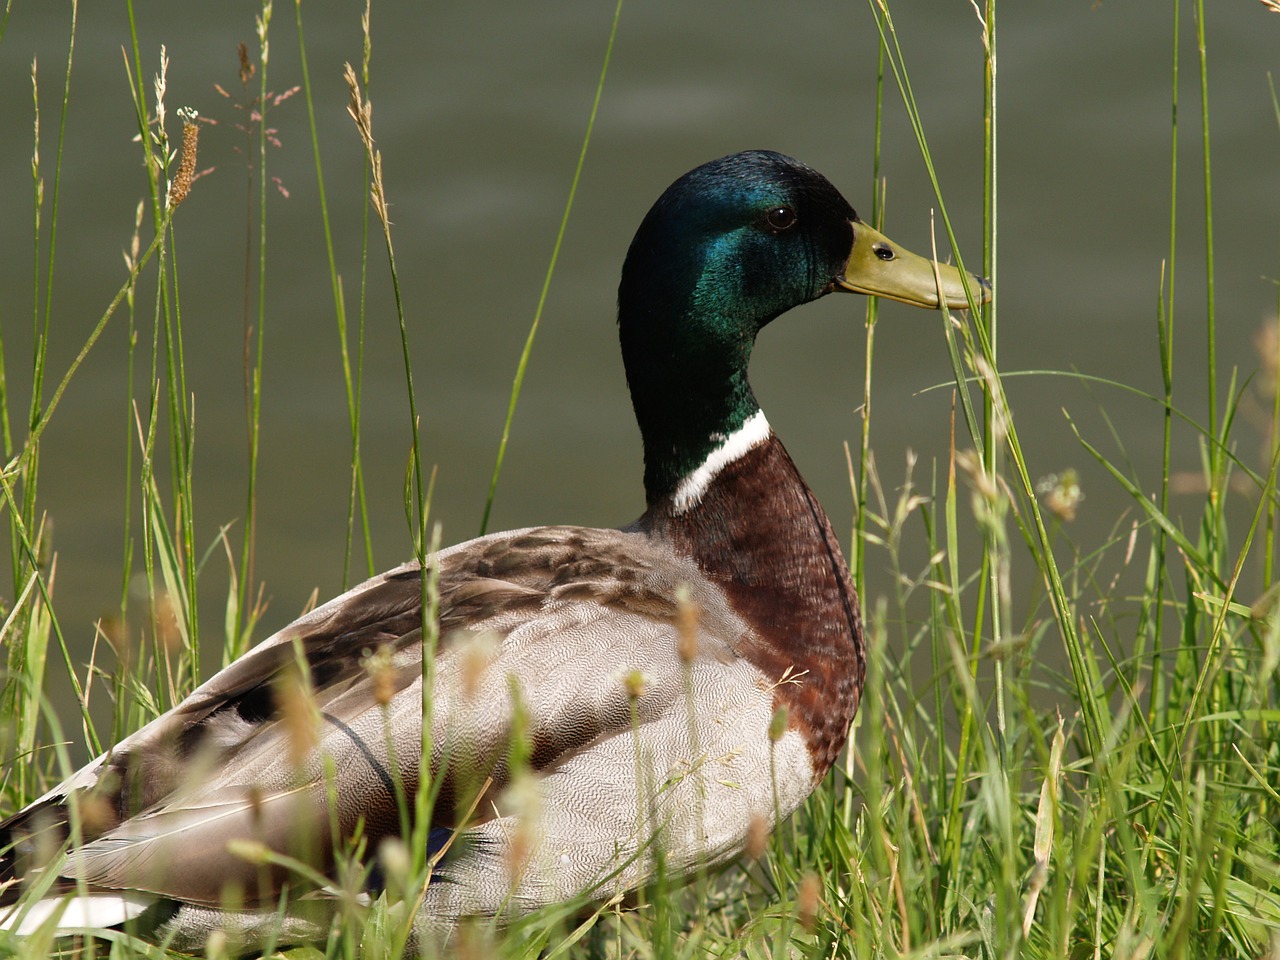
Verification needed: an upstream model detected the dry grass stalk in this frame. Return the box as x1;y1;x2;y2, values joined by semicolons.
343;62;389;227
154;45;168;149
255;0;272;67
30;58;42;214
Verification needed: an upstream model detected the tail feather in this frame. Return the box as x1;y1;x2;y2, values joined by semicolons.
0;890;157;936
0;799;73;908
1;801;164;936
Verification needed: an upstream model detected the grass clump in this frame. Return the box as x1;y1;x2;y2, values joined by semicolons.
1;0;1278;958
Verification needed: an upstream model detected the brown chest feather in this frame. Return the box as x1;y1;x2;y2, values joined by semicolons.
643;435;865;777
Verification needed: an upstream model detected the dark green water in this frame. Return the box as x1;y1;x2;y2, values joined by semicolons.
0;3;1276;710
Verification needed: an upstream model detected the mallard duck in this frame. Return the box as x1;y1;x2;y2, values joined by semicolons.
0;150;987;950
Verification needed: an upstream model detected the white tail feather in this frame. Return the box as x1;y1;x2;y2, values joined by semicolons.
0;891;155;935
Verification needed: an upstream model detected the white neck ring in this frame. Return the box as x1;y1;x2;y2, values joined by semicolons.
671;410;772;514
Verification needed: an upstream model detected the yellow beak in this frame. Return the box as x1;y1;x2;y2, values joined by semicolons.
833;219;990;309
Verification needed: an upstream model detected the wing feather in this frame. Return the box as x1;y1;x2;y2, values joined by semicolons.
4;524;764;914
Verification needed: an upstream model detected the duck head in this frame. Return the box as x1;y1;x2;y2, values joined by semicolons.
618;150;989;504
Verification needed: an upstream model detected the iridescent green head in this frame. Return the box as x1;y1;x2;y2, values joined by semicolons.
618;150;988;504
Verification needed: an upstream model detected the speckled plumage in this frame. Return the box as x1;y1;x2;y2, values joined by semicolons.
0;150;987;951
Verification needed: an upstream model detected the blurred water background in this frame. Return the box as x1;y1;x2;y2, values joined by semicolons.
0;2;1277;718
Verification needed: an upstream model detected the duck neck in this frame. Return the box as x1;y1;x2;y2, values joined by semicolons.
621;306;764;507
633;375;763;508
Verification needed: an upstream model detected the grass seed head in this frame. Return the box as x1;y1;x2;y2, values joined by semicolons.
166;110;200;209
378;836;411;899
237;41;254;87
75;791;116;838
245;784;265;830
226;838;271;866
624;668;646;700
154;46;169;148
460;632;498;699
363;644;396;707
153;589;184;652
206;929;230;960
1036;469;1084;523
675;583;699;663
343;62;390;226
745;811;770;860
254;1;272;66
274;668;319;770
768;705;789;743
453;919;494;960
501;775;541;890
797;872;821;930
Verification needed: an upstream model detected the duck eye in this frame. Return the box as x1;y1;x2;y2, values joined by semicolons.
872;243;895;261
764;206;797;232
